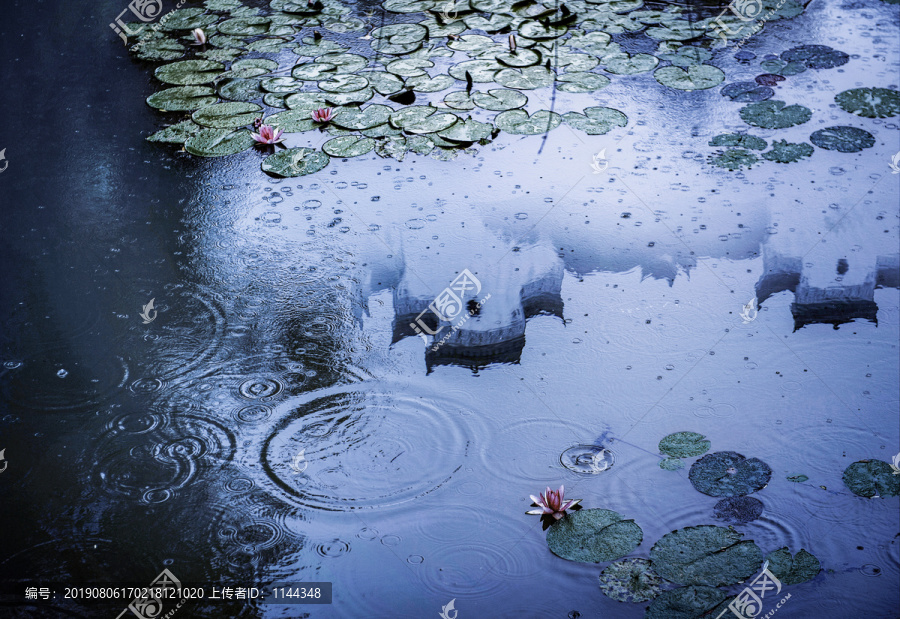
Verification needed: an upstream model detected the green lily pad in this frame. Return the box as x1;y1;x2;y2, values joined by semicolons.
562;106;627;135
599;558;663;603
765;548;821;585
147;86;218;111
205;0;243;9
262;93;290;108
259;77;303;94
787;474;809;482
645;586;727;619
293;39;347;57
132;37;186;61
496;49;542;68
443;91;477;110
762;140;814;163
449;59;502;82
405;74;456;92
654;65;724;91
603;52;659;75
518;19;569;40
659;431;712;458
659;46;712;67
404;112;459;134
193;102;262;128
713;496;764;524
721;81;774;102
228;58;279;77
709;134;766;151
650;525;763;586
473;88;528;111
438;118;493;142
360;71;403;96
781;44;849;70
318;74;369;93
185;128;255;156
292;62;338;81
331;104;393;130
146;120;203;144
708;148;759;170
217;16;272;36
739;100;812;129
386;58;433;77
835;87;900;118
842;459;900;497
495;66;555;89
155;60;225;85
809;126;876;153
198;47;243;62
660;457;685;471
546;508;643;563
322;135;376;157
158;8;218;31
760;58;806;76
285;92;328;110
264;109;317;132
557;72;610;93
324;88;374;106
375;136;410;161
495;109;562;135
464;13;514;32
261;147;329;177
689;451;772;497
218;78;264;102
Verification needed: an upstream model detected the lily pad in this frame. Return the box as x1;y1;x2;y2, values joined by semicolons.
443;91;477;110
285;92;328;110
835;87;900;118
157;8;218;31
375;136;410;161
599;558;663;603
659;46;712;67
331;105;392;130
842;459;900;497
132;37;186;61
713;496;764;524
659;431;712;458
760;58;806;76
546;508;643;563
762;140;814;163
218;78;264;102
473;88;528;111
781;44;849;70
155;60;224;85
709;133;767;150
787;474;809;482
660;457;685;471
322;136;376;157
765;548;821;585
645;586;726;619
809;126;876;153
404;74;456;92
217;16;272;36
386;58;434;78
193;102;262;128
146;120;203;144
708;148;759;170
557;72;611;93
403;112;459;134
603;52;659;75
261;147;329;177
562;107;627;135
318;74;369;93
147;86;218;111
264;109;317;132
496;49;542;68
721;81;774;102
495;67;555;89
185;128;255;156
650;525;763;586
739;100;812;129
654;65;724;91
495;109;562;135
449;59;502;82
438;118;493;142
228;58;279;77
689;451;772;497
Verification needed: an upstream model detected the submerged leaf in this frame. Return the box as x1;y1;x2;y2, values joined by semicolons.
659;457;685;471
645;585;726;619
659;431;712;458
713;496;764;524
598;558;663;603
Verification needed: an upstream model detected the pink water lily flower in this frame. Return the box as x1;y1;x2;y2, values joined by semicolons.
191;28;206;45
251;124;284;145
527;485;581;520
311;107;336;123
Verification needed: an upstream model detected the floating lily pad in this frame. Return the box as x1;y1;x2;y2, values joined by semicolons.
495;109;562;134
322;135;376;157
327;104;389;130
324;88;374;106
318;74;369;93
721;81;774;102
405;74;456;92
264;109;317;132
762;140;814;163
708;148;759;170
739;100;811;129
132;37;186;61
495;66;555;89
562;107;627;135
546;508;643;563
386;58;433;77
557;72;611;93
158;8;218;31
375;136;410;161
147;86;218;111
603;52;659;75
473;88;528;111
659;432;712;458
760;58;807;76
193;102;262;128
660;457;685;471
285;92;328;110
449;59;502;82
218;78;264;102
599;558;663;603
261;147;329;177
650;525;763;586
185;128;255;156
228;58;279;77
218;16;272;36
518;20;569;40
713;496;764;524
765;547;821;585
659;46;712;67
755;73;785;86
835;87;900;118
438;118;493;142
842;459;900;497
146;120;203;144
443;91;477;110
654;65;724;91
809;126;875;153
787;474;809;483
689;451;772;497
645;585;726;619
155;60;225;85
403;112;458;134
709;133;767;150
781;44;849;69
496;48;542;68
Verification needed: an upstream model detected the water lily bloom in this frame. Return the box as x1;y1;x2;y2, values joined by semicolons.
251;124;284;145
311;107;336;123
191;28;206;45
527;485;581;520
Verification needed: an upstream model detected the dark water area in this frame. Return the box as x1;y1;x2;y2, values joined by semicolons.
1;0;899;618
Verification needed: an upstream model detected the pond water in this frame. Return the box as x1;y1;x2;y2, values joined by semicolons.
0;0;898;617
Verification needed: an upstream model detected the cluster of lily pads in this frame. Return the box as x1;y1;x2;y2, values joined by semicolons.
708;45;899;170
126;0;813;175
525;431;823;617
